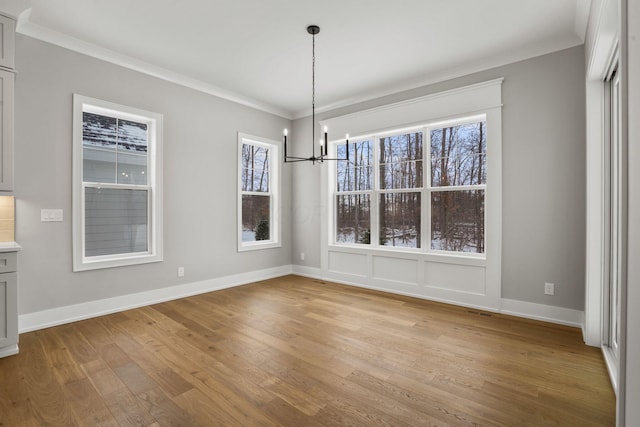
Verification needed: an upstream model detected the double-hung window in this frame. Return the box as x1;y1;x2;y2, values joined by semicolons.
72;95;163;271
429;121;486;253
334;117;486;255
335;140;373;244
237;133;280;251
379;131;424;248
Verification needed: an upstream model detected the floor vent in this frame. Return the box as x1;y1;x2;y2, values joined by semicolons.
468;310;493;317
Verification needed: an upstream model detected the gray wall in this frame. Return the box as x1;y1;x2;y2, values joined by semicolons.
13;33;586;316
292;45;586;310
14;35;292;315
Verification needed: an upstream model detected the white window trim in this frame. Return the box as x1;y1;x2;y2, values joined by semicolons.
331;115;487;256
601;56;623;394
237;133;281;252
320;79;502;309
72;94;163;271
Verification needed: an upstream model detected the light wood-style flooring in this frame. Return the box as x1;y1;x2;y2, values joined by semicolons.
0;275;615;426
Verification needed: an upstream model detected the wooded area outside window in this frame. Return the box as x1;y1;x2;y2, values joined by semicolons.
238;134;280;251
334;118;486;255
72;95;163;271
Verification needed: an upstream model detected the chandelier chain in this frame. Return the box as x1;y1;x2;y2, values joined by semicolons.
312;30;316;156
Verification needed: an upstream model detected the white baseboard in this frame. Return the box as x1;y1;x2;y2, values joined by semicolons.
292;265;583;328
291;265;322;279
18;266;584;334
0;344;19;358
500;298;583;328
19;265;293;333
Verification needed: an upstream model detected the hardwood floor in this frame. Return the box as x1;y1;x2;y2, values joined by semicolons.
0;275;615;426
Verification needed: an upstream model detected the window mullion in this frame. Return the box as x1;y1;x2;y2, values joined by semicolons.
423;125;431;253
371;134;380;248
115;118;119;184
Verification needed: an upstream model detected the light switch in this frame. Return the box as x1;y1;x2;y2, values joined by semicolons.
41;209;63;222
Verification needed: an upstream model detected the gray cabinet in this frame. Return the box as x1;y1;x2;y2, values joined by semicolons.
0;15;15;70
0;69;14;191
0;250;17;357
0;14;14;191
0;15;17;358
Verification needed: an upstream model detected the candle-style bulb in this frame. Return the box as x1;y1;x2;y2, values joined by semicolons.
323;125;328;133
345;134;350;161
283;129;288;162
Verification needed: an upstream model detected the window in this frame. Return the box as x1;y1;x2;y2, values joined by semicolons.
379;131;423;248
72;95;163;271
602;63;623;374
238;133;280;251
336;140;372;244
334;118;486;255
430;122;486;253
323;79;501;307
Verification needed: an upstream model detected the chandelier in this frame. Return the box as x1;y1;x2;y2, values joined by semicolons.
283;25;349;164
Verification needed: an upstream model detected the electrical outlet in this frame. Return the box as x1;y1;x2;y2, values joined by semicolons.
544;282;555;295
300;252;305;261
177;267;185;277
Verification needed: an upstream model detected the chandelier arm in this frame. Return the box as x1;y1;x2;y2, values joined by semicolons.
284;155;315;161
316;157;348;161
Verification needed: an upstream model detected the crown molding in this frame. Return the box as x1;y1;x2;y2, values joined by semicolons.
292;37;582;120
16;9;293;120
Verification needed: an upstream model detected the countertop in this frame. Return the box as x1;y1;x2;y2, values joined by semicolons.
0;241;21;252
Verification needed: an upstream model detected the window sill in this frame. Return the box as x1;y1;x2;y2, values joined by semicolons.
238;242;282;252
328;243;486;267
74;252;163;272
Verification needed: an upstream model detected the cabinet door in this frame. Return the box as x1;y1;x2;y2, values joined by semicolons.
0;272;17;350
0;15;15;70
0;69;14;191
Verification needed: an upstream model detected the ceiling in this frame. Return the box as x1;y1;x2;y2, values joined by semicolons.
4;0;591;119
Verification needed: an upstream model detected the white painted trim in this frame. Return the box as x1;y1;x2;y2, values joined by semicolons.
290;267;584;328
500;298;584;328
15;9;292;120
19;265;293;333
320;79;502;311
584;81;606;346
17;267;584;335
291;265;323;279
293;267;501;311
602;345;619;395
237;133;281;252
72;94;164;272
320;79;503;139
484;106;503;309
11;8;580;122
584;0;619;350
292;42;581;119
0;344;18;358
